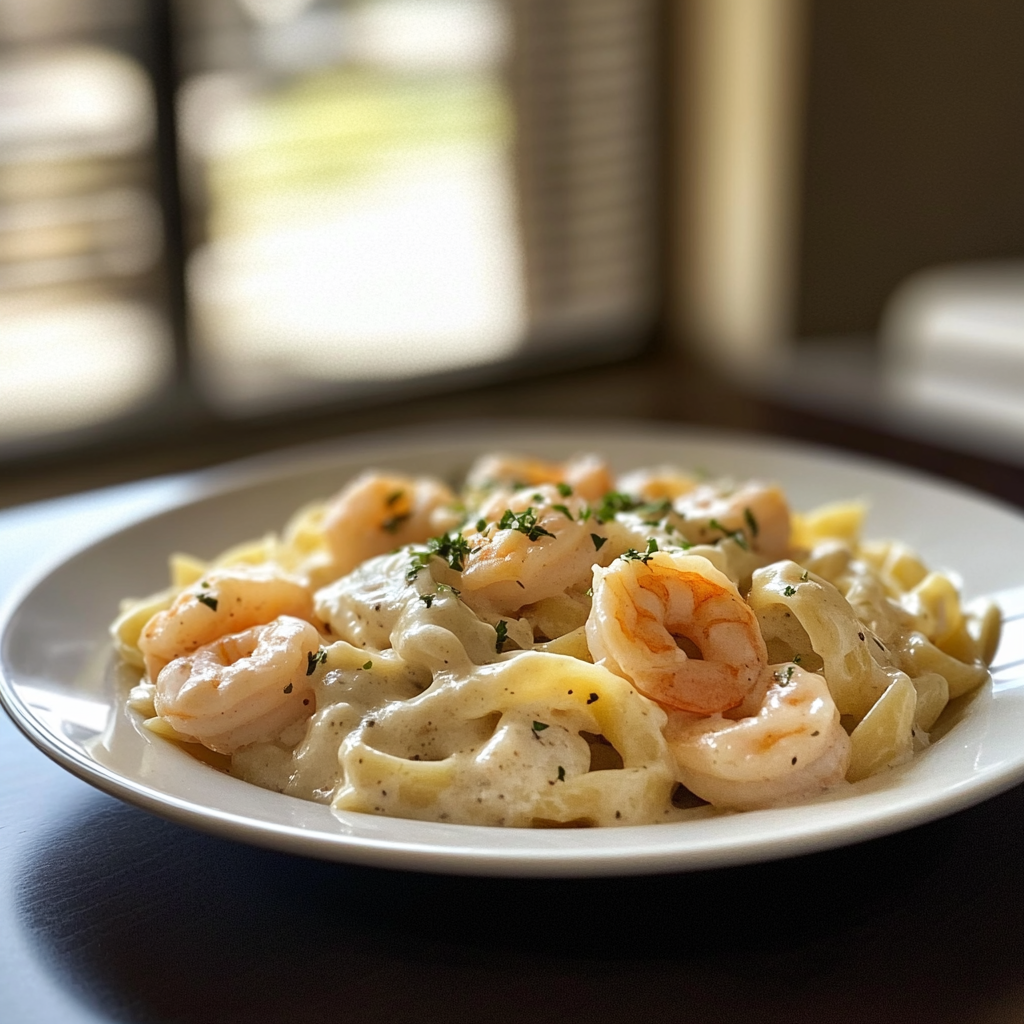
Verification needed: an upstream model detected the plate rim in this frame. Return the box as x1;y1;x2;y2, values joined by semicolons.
2;419;1023;877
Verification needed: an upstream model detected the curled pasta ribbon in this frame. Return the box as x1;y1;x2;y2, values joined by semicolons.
790;500;866;552
898;631;989;700
846;671;918;783
747;560;890;720
899;571;998;675
333;652;677;827
858;539;929;596
271;500;350;591
901;572;964;649
111;587;177;670
316;551;520;669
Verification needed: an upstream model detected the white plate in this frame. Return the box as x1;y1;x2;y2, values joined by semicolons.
2;422;1024;877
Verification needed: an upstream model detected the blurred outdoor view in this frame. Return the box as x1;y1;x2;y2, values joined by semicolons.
0;0;657;447
178;0;526;412
1;0;1023;459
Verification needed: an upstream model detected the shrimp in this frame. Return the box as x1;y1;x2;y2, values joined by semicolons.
665;663;852;810
466;452;613;503
616;465;699;503
323;471;459;577
671;481;791;561
153;616;321;754
138;565;316;683
456;484;608;617
586;550;768;715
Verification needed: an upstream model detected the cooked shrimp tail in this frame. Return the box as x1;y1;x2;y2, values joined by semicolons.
465;452;614;503
665;662;851;810
138;566;316;682
323;471;459;577
586;550;768;715
153;615;322;754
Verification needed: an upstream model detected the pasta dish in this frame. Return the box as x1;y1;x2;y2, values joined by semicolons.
111;452;1000;827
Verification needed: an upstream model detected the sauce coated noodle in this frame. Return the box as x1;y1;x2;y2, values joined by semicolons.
111;453;1000;826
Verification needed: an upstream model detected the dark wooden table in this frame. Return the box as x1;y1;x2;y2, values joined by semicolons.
2;352;1022;1024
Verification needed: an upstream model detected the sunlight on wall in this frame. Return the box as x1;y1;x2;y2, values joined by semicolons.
181;0;524;415
0;301;172;437
189;151;523;402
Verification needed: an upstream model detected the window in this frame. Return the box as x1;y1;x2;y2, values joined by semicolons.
0;0;661;454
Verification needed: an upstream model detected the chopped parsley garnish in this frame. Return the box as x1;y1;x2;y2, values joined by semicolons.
407;550;431;581
196;592;218;611
783;585;797;597
552;503;574;520
362;660;373;670
475;518;487;532
306;648;328;675
382;512;411;534
532;720;549;733
435;532;473;570
591;533;607;551
420;586;460;607
556;482;573;497
557;766;566;781
800;570;809;582
593;491;639;523
793;653;802;663
621;538;659;563
638;498;673;519
407;531;474;580
497;507;555;541
744;506;759;537
283;683;293;694
495;620;508;652
708;517;749;551
385;489;405;507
